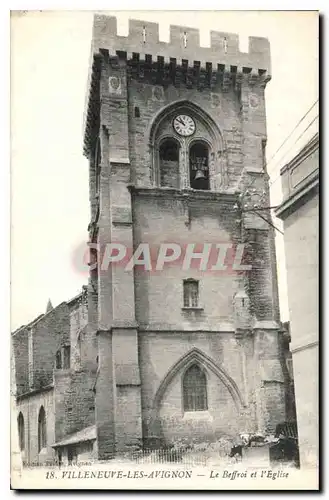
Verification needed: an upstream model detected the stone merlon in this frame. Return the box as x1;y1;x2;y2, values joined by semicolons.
91;15;271;72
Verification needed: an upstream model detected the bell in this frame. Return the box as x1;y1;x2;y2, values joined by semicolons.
194;169;206;181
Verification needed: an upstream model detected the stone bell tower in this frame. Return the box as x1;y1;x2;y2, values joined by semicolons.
83;14;287;459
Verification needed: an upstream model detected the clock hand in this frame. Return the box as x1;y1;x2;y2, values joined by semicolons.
176;117;185;126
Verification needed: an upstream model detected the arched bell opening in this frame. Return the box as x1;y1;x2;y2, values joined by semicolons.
159;138;180;189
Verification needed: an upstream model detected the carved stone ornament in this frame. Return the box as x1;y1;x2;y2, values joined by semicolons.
108;76;122;95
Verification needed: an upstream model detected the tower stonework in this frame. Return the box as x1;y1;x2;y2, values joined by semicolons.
83;15;287;458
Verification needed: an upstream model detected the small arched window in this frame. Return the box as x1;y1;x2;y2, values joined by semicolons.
38;406;47;452
55;350;62;369
183;279;199;308
189;142;210;190
159;139;180;188
183;364;208;412
17;412;25;451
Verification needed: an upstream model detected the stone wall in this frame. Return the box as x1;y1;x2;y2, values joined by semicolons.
132;193;241;330
54;369;96;443
139;332;247;445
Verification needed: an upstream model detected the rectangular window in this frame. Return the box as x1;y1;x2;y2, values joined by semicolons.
183;280;199;308
63;346;71;369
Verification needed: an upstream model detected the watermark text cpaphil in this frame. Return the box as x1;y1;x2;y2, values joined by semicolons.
73;242;253;274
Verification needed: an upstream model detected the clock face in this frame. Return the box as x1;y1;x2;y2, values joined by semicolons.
173;115;196;137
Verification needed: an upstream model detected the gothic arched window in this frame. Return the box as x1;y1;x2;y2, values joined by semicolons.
189;142;210;190
183;364;208;411
183;279;199;308
159;139;180;188
17;412;25;451
55;350;62;369
38;406;47;452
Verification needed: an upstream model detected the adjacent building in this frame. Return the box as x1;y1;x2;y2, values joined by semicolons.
275;133;319;469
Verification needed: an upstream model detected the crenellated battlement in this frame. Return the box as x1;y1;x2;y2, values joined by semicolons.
92;15;271;74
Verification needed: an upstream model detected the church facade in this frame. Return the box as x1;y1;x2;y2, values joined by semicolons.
13;15;294;464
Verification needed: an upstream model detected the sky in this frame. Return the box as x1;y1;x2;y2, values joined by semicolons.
10;10;319;331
